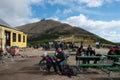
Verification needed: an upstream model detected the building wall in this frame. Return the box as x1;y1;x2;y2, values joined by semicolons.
0;26;27;48
10;31;27;48
0;26;5;50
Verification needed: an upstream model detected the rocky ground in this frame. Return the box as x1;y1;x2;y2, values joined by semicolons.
0;48;120;80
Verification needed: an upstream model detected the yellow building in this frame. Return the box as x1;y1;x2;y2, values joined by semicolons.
0;19;27;51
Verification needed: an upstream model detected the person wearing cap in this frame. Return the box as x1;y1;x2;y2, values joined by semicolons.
39;52;57;73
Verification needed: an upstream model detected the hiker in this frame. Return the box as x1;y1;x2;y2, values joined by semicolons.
113;46;120;62
54;47;65;74
86;45;96;64
114;46;120;55
76;46;85;64
107;47;115;60
107;47;115;55
39;52;57;73
86;45;95;56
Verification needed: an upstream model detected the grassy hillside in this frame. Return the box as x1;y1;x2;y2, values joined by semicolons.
16;19;116;46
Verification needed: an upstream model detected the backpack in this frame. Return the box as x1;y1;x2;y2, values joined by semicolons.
70;67;77;76
62;65;77;77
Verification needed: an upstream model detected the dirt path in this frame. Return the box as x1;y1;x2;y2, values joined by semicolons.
0;48;120;80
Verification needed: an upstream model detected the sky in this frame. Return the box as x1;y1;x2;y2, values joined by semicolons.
0;0;120;43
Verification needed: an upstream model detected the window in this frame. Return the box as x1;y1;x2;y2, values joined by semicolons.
18;34;21;42
23;36;25;42
13;33;16;42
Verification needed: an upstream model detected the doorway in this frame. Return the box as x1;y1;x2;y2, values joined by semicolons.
5;31;10;46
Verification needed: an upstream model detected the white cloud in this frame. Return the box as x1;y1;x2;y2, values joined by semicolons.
0;0;42;27
47;16;59;21
47;0;68;5
64;14;120;42
30;0;43;3
1;0;120;27
0;0;120;42
55;9;61;14
78;0;104;7
99;31;120;42
63;9;72;15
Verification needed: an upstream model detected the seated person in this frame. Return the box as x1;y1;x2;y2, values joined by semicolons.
113;46;120;62
107;47;115;60
54;47;65;74
76;46;83;60
94;54;102;64
86;45;96;56
107;47;115;55
86;45;96;64
114;46;120;55
39;52;57;73
76;46;85;64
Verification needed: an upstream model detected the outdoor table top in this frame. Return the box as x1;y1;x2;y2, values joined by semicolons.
114;62;120;66
105;55;120;57
76;56;103;59
41;53;70;58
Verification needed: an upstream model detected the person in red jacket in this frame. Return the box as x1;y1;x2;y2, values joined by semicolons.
108;47;115;55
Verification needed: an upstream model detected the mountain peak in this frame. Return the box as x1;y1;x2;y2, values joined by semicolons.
16;19;113;44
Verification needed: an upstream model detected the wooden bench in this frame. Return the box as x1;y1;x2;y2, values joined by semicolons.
107;67;120;72
101;62;120;80
78;63;112;72
114;62;120;66
105;55;120;58
76;55;106;66
79;63;112;67
105;55;120;62
41;53;70;62
39;62;47;71
105;67;120;80
39;61;69;71
69;48;77;52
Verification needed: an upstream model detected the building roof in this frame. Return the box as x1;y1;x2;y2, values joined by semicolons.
0;19;11;27
0;19;26;34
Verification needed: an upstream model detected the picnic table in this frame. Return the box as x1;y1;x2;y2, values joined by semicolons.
106;62;120;79
114;62;120;66
76;55;112;73
105;55;120;62
77;56;104;59
105;55;120;58
76;55;106;65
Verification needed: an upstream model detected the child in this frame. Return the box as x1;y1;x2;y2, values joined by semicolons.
39;52;57;73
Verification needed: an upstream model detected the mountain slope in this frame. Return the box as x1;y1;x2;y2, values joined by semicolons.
17;20;62;36
16;19;114;44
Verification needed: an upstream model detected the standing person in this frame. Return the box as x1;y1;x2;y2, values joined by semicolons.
54;47;65;74
39;52;57;73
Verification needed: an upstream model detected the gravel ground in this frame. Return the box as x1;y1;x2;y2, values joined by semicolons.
0;48;120;80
